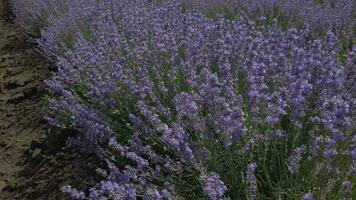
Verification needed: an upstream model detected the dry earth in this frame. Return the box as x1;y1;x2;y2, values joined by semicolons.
0;1;94;199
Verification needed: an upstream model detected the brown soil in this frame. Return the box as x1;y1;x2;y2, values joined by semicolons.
0;1;92;199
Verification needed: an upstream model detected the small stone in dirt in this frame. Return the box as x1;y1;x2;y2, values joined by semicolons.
23;78;33;85
4;144;12;150
31;148;42;158
48;157;58;166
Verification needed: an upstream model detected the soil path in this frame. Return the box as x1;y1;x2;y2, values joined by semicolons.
0;1;88;199
0;0;50;196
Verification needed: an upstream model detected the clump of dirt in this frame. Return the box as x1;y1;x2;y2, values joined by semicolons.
0;1;93;199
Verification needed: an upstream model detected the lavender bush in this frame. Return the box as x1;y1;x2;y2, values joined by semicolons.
185;0;355;43
11;0;355;199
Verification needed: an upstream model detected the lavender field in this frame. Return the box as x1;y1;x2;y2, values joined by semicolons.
7;0;356;199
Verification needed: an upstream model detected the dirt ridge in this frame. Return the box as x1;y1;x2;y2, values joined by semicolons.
0;1;89;199
0;0;49;196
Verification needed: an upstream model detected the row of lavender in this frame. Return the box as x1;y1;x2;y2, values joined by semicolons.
186;0;355;41
10;0;355;199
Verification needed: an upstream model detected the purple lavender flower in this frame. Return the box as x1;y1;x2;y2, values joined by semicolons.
175;92;199;119
323;139;338;159
342;180;352;193
288;146;305;174
270;129;287;139
245;162;258;200
11;0;355;199
200;172;227;200
350;148;356;160
61;185;85;199
302;192;313;200
185;0;356;39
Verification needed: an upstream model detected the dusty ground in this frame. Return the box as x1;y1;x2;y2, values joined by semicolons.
0;1;94;199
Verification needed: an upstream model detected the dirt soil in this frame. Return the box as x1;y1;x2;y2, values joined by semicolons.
0;1;94;199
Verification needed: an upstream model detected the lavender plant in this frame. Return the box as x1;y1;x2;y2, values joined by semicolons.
184;0;356;43
10;0;356;199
